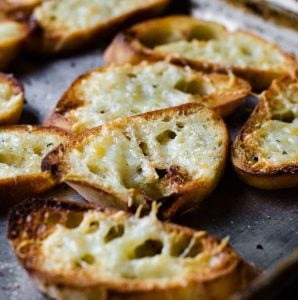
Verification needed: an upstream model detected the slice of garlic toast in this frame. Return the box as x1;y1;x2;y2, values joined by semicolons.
0;19;30;70
104;15;297;91
8;199;260;300
29;0;169;54
0;126;67;208
232;77;298;189
45;62;250;134
0;73;24;125
42;104;228;219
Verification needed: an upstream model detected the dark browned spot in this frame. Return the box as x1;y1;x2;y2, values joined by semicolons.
156;130;177;145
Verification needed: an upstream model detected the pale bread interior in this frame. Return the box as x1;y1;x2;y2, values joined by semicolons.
0;129;63;178
35;209;229;282
34;0;161;31
154;32;288;71
62;108;226;206
242;80;298;169
63;62;246;133
0;20;26;43
0;78;22;117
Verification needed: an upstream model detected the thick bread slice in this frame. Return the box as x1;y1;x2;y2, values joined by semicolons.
0;19;29;70
29;0;170;54
44;61;250;133
232;77;298;189
104;15;297;91
0;125;67;208
8;199;260;300
42;104;229;219
0;0;41;18
0;73;24;125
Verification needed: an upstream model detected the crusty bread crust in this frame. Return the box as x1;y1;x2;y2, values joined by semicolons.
0;19;30;70
104;15;298;91
8;199;260;299
0;125;68;210
232;77;298;189
44;62;250;133
0;73;24;125
42;104;229;219
28;0;170;55
0;0;41;18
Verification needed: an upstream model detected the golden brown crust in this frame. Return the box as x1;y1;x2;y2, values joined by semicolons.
232;77;298;189
0;0;41;19
42;103;229;219
0;19;31;70
27;0;170;55
8;198;260;299
0;125;68;210
44;62;250;133
104;15;298;91
0;73;24;125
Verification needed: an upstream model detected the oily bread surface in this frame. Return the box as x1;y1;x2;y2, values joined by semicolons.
44;61;250;133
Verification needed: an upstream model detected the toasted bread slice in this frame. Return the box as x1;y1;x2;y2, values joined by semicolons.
104;15;297;91
29;0;169;54
8;199;260;300
232;77;298;189
0;125;67;208
45;61;250;133
0;0;41;18
42;104;228;219
0;73;24;125
0;19;30;70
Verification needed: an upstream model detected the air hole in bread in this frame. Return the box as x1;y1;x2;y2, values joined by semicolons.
272;111;295;123
104;224;124;243
80;254;95;265
32;145;43;155
65;212;84;229
156;130;177;145
170;235;192;257
251;155;259;163
127;73;137;78
184;239;203;258
176;122;185;129
45;212;61;226
133;239;163;259
175;79;206;96
155;168;167;179
86;221;99;234
87;162;101;175
240;46;253;56
139;142;149;156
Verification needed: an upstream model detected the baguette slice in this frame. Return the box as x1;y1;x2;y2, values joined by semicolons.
0;73;24;125
42;104;228;219
29;0;170;54
44;61;250;134
0;0;41;18
104;15;297;91
0;19;30;70
8;199;260;300
232;77;298;189
0;125;67;208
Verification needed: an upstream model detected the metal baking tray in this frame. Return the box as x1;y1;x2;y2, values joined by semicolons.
0;0;297;299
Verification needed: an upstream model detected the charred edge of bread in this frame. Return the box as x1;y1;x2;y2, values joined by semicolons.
8;198;260;299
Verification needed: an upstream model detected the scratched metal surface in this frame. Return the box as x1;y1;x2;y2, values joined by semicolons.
0;0;297;299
